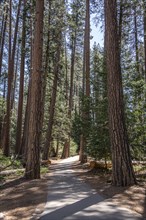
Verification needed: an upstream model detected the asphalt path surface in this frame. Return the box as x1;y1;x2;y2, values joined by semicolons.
39;156;143;220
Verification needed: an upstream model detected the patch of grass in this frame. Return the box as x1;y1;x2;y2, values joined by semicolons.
16;169;24;175
0;153;11;167
41;167;49;174
133;164;146;173
0;151;22;171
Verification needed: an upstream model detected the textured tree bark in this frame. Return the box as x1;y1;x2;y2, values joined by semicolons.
79;0;90;163
144;2;146;80
40;0;51;137
0;5;8;144
11;44;20;110
2;0;12;156
42;48;60;160
0;4;8;77
64;35;69;106
15;0;27;155
2;0;22;156
133;5;140;76
25;0;44;179
104;0;137;186
20;82;30;158
62;30;77;159
55;139;59;158
118;0;123;50
61;141;70;159
21;0;33;158
85;0;90;100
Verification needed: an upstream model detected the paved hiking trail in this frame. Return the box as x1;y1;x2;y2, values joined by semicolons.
39;156;143;220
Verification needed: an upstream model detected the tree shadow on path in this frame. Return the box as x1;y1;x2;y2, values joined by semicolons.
40;160;143;220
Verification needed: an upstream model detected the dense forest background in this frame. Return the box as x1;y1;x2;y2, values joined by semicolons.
0;0;146;186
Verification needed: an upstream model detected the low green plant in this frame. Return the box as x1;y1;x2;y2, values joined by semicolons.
40;167;49;174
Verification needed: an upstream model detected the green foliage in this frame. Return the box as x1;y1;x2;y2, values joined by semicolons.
123;59;146;160
85;44;110;160
40;167;49;175
71;110;82;151
0;150;22;171
70;140;78;156
71;44;111;160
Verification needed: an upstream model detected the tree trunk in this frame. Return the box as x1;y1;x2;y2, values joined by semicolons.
104;0;137;186
64;35;68;106
62;31;77;159
0;4;8;77
25;0;44;179
11;44;20;110
144;1;146;80
2;0;22;156
20;0;33;158
118;0;123;50
79;0;90;163
2;0;12;156
15;0;26;155
85;0;90;100
20;83;30;157
40;0;51;134
55;139;59;158
134;5;140;76
61;141;70;159
42;48;60;160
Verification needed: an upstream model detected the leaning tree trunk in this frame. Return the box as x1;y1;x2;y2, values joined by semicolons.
25;0;44;179
104;0;137;186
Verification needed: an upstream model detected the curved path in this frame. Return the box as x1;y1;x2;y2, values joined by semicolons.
39;156;143;220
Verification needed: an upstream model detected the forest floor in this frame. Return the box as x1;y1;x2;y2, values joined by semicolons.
0;156;146;219
72;160;146;218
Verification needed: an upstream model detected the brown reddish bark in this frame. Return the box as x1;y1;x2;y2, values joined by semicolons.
15;0;27;155
133;5;140;75
104;0;137;186
118;0;123;50
0;4;8;77
144;1;146;80
2;0;22;156
40;0;51;132
42;48;60;160
55;139;59;158
62;31;77;159
11;44;20;110
21;0;34;158
25;0;44;179
2;0;12;156
64;35;68;106
85;0;90;100
61;141;70;159
80;0;90;163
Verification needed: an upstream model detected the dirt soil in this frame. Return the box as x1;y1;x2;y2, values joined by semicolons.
0;158;146;220
0;174;49;220
72;161;146;219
